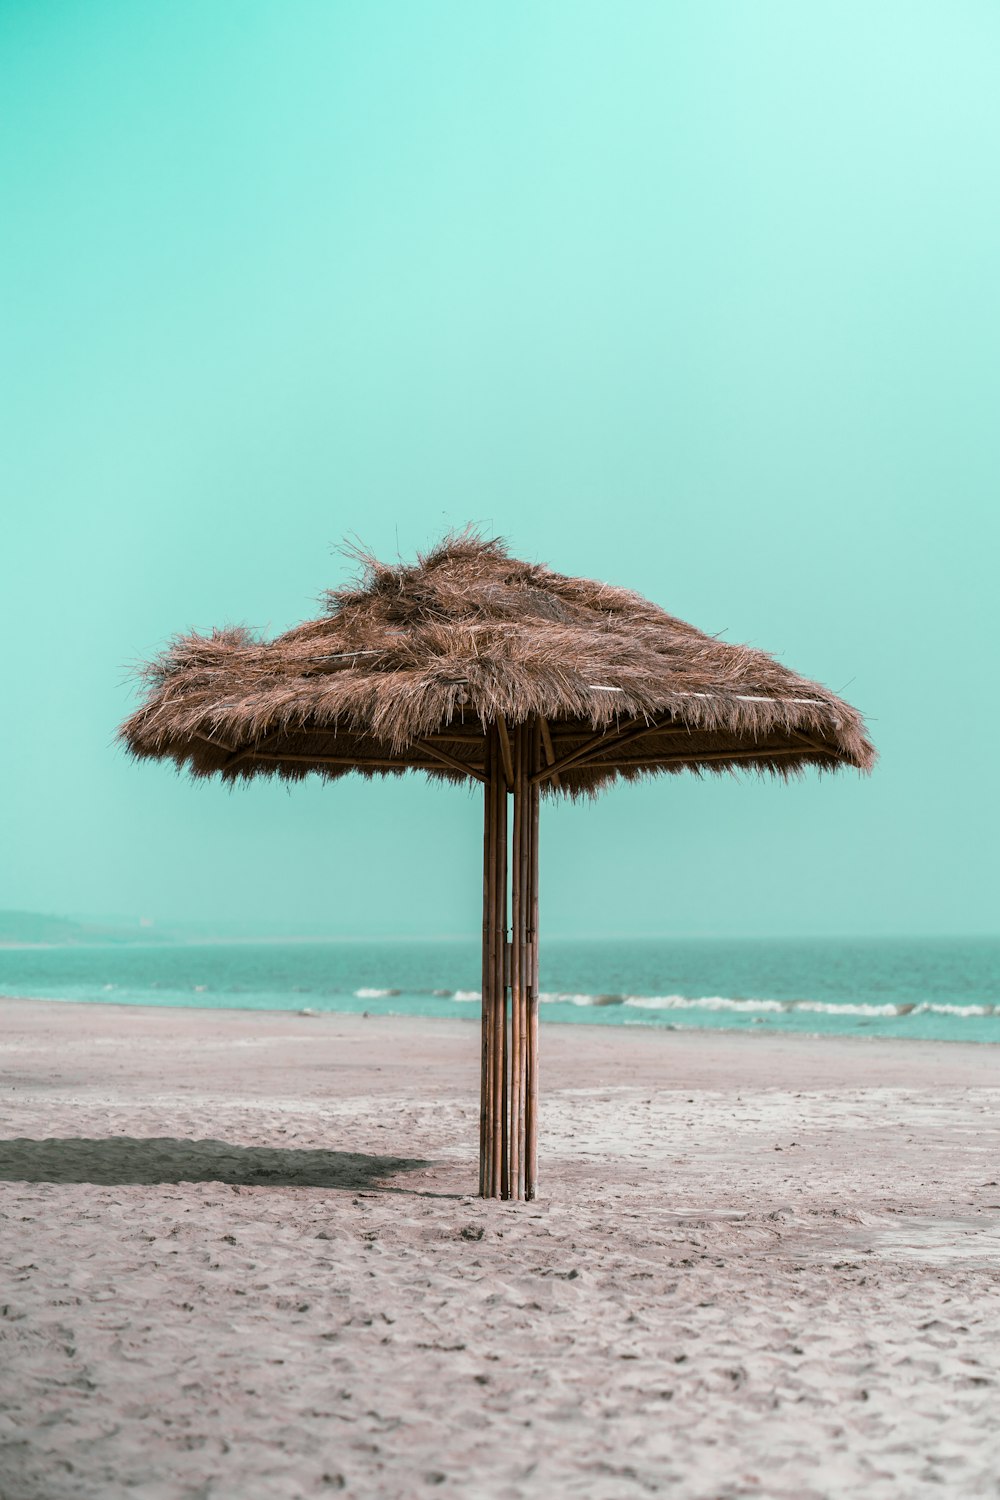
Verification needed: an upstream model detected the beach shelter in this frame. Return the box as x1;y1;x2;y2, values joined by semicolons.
120;532;875;1200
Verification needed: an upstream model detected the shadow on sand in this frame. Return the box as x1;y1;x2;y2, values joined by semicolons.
0;1136;431;1190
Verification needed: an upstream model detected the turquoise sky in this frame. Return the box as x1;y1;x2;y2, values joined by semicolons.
3;2;997;939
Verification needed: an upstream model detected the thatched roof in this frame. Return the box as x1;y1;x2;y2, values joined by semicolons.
119;532;875;795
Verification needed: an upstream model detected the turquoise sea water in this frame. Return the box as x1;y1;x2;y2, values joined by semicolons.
1;938;998;1044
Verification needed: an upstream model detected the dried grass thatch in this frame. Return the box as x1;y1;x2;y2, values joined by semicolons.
119;531;875;795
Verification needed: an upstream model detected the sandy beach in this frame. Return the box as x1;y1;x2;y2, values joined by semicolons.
2;998;999;1499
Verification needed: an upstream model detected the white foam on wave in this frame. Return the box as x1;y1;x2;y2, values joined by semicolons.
547;993;999;1019
625;994;786;1013
538;992;626;1007
795;1000;900;1017
353;986;996;1018
925;1002;995;1017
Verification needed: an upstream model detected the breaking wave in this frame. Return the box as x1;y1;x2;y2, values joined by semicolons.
536;992;998;1018
357;987;998;1019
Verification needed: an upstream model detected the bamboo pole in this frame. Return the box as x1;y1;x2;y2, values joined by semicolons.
526;720;540;1200
485;730;494;1196
521;720;536;1200
492;731;506;1197
521;725;531;1195
480;733;492;1197
509;723;523;1199
499;753;509;1197
479;717;543;1200
484;731;503;1196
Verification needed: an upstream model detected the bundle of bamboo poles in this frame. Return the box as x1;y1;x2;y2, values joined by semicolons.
480;719;540;1200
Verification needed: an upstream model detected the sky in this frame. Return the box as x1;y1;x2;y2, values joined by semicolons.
2;1;997;940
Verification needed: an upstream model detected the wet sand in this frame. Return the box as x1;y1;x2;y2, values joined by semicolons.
2;997;999;1499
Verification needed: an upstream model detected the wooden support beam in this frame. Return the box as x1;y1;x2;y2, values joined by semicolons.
794;733;844;759
497;716;514;789
290;729;489;745
239;752;460;771
529;717;646;784
575;719;695;767
530;717;712;784
414;739;487;783
192;730;238;754
538;716;559;789
222;729;284;770
583;744;841;770
421;731;490;744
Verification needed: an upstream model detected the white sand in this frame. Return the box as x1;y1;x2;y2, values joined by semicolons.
2;998;999;1499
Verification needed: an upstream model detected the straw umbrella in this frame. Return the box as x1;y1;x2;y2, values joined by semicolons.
119;531;875;1200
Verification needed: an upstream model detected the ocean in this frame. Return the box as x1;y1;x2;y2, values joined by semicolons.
1;936;998;1043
